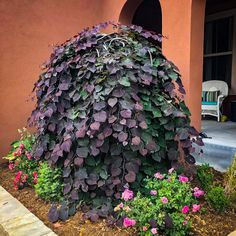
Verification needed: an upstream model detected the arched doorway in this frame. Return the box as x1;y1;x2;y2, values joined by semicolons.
119;0;162;36
132;0;162;35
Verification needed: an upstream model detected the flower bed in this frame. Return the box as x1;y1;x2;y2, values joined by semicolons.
1;162;236;236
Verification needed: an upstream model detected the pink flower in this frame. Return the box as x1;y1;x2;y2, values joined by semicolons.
168;168;175;174
122;189;134;201
183;220;188;225
26;153;32;160
8;163;14;170
123;217;136;228
192;204;201;212
143;226;148;231
19;144;25;149
193;187;204;198
154;172;164;179
150;190;157;196
179;175;189;183
181;205;190;214
161;197;168;204
151;228;158;234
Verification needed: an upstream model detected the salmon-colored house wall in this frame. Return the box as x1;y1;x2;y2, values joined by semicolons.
0;0;205;159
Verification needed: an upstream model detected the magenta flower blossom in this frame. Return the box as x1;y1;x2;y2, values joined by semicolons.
178;175;189;183
161;197;168;204
182;220;188;225
154;172;164;179
151;228;158;234
123;217;136;228
122;189;134;201
8;163;14;170
150;190;157;196
181;205;190;214
192;204;201;212
193;187;204;198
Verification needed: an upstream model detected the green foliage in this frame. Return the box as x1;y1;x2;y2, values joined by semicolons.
206;186;229;212
35;162;63;202
196;164;214;191
117;170;201;236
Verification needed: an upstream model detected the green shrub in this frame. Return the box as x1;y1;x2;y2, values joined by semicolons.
225;155;236;202
196;164;214;191
116;169;202;236
35;162;63;202
206;186;229;212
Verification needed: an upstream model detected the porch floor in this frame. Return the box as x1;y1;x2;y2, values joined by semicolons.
201;120;236;148
194;120;236;172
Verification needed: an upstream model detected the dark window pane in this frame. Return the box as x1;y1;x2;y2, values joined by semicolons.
204;16;233;54
203;55;232;87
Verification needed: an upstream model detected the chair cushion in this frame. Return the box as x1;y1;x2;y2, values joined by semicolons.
202;101;217;105
202;90;220;102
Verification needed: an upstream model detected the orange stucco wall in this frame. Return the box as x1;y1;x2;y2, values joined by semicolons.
0;0;205;159
0;0;126;158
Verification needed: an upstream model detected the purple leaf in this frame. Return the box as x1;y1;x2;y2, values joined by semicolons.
63;183;72;195
140;74;152;85
131;136;141;145
93;101;106;111
74;157;84;167
126;119;136;128
108;115;117;123
108;97;118;107
76;127;86;138
103;127;112;137
93;111;107;122
134;102;143;111
48;205;59;223
120;110;132;119
125;171;136;183
61;139;72;153
90;122;100;131
118;132;128;142
139;121;148;129
139;148;148;156
76;147;89;158
112;88;125;97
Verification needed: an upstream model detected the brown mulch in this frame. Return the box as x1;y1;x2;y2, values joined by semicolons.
0;163;236;236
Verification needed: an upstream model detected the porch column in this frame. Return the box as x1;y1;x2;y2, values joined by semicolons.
160;0;206;130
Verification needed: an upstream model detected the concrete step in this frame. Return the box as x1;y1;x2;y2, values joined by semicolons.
0;186;57;236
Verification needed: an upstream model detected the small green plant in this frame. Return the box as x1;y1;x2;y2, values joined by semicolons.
196;164;214;191
116;169;203;236
35;162;63;202
206;186;229;212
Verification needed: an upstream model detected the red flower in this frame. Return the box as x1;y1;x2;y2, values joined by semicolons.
33;171;38;184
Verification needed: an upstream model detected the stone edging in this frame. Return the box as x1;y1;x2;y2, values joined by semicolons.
0;186;57;236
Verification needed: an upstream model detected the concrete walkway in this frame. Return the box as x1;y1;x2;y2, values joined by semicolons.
0;186;57;236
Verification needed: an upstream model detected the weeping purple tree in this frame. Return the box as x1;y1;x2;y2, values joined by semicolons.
30;22;203;221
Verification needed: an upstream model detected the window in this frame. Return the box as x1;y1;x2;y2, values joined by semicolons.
203;16;234;87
